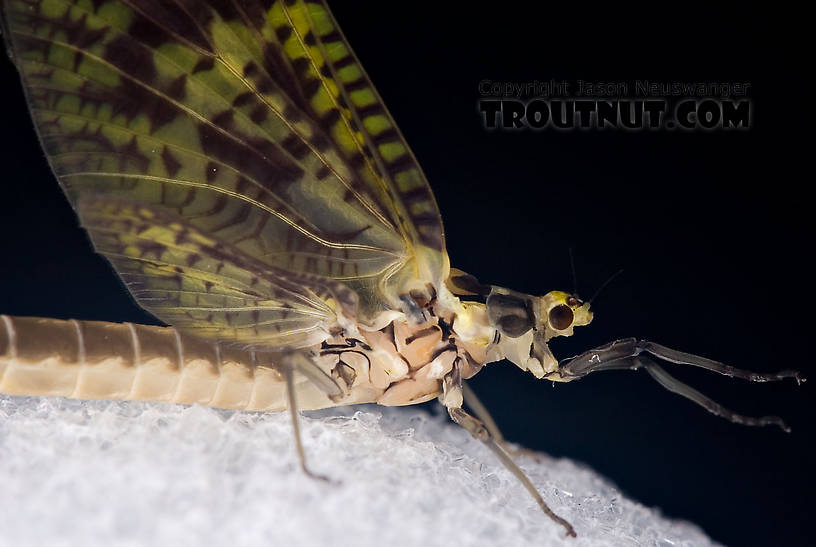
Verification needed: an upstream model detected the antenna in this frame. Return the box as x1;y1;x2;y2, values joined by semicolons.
588;269;624;305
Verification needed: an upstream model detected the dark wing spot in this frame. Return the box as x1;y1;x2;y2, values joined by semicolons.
166;74;187;100
192;57;215;74
161;147;182;178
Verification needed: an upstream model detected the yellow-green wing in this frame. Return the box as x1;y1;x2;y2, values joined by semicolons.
263;1;446;255
78;196;354;348
1;0;447;348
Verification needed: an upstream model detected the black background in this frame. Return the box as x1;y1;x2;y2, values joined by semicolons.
0;4;811;546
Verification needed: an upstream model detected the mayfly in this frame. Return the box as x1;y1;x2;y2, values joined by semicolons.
0;0;803;537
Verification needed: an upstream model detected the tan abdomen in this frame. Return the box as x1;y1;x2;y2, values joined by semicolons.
0;315;355;411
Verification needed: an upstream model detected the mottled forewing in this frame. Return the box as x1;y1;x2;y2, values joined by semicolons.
1;0;421;345
265;1;446;253
78;196;349;348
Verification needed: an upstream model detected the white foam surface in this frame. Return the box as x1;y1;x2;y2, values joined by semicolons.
0;395;718;546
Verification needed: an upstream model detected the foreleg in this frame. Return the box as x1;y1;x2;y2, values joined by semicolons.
554;338;803;431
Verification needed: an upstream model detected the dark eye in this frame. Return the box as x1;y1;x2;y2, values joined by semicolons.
566;296;580;307
549;304;574;330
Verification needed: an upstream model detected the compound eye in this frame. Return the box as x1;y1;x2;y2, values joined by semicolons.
549;304;574;330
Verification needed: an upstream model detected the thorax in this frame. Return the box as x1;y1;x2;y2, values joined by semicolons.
310;291;497;407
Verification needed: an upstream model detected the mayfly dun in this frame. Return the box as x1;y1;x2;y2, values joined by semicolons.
0;0;803;537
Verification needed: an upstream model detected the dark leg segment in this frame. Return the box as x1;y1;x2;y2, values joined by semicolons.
639;340;804;383
637;357;791;432
554;338;802;432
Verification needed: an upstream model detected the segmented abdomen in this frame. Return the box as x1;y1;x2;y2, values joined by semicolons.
0;315;366;411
